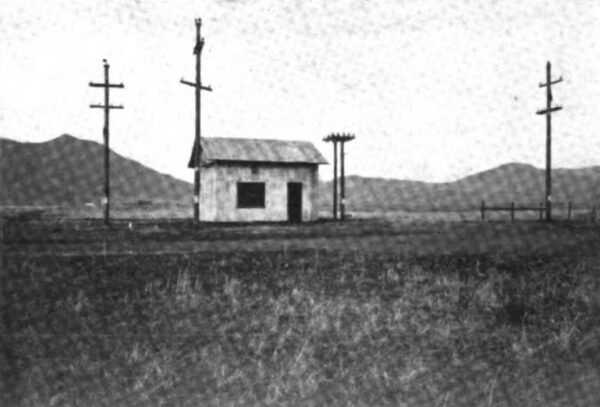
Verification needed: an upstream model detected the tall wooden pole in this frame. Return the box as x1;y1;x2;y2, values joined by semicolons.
194;19;201;224
340;140;346;220
181;18;213;225
545;62;552;222
536;61;563;222
333;141;338;220
103;62;110;225
89;59;124;226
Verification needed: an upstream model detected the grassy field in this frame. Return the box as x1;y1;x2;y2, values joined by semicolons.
2;217;600;406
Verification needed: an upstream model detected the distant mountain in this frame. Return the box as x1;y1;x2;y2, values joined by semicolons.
0;135;192;206
2;135;598;212
319;163;600;212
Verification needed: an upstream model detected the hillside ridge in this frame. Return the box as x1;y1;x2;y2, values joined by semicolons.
2;135;599;211
1;134;192;206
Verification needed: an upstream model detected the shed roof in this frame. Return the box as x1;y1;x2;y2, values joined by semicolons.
188;137;328;167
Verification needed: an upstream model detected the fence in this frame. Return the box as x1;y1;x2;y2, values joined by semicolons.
480;200;597;222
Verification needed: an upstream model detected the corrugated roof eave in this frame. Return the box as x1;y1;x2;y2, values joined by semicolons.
188;137;328;167
208;158;328;165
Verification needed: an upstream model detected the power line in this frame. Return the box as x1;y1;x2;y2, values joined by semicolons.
89;59;125;226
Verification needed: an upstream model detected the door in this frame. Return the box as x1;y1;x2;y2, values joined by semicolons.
287;182;303;223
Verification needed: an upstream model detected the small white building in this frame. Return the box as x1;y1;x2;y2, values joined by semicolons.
188;137;327;222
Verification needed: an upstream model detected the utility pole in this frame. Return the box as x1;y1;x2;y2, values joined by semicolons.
340;140;347;220
89;59;124;226
323;133;355;221
332;140;338;219
181;18;213;225
536;61;563;222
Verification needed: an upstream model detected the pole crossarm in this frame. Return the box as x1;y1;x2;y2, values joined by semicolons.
90;104;124;109
536;106;563;115
539;77;563;88
89;82;125;88
180;78;213;91
323;133;356;143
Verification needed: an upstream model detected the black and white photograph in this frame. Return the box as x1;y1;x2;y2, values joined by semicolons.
1;0;599;405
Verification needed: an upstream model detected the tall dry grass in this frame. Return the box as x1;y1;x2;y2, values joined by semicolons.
2;251;600;406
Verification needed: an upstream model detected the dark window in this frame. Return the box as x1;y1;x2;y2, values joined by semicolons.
237;182;265;208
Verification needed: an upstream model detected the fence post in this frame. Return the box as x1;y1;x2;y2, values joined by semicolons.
511;202;515;222
567;201;572;220
481;200;485;221
539;202;544;221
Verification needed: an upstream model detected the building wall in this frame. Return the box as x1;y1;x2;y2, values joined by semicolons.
199;163;320;222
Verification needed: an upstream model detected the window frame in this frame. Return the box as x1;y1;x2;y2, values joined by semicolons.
237;182;266;209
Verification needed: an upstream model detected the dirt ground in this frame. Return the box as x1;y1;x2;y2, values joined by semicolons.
3;215;599;258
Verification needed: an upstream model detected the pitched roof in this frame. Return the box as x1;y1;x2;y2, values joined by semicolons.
188;137;328;167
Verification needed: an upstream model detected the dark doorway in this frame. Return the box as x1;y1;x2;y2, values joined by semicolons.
287;182;303;223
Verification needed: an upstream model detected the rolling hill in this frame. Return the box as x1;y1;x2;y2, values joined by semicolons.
319;163;600;212
2;135;598;212
0;135;192;206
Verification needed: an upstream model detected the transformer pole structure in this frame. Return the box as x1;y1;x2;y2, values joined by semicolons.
181;18;213;225
324;133;355;221
536;61;563;222
89;59;124;226
332;141;338;219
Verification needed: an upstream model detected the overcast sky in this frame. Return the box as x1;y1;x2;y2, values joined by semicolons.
1;0;600;182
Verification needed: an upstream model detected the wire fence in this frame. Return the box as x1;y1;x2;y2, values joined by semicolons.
480;200;598;222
